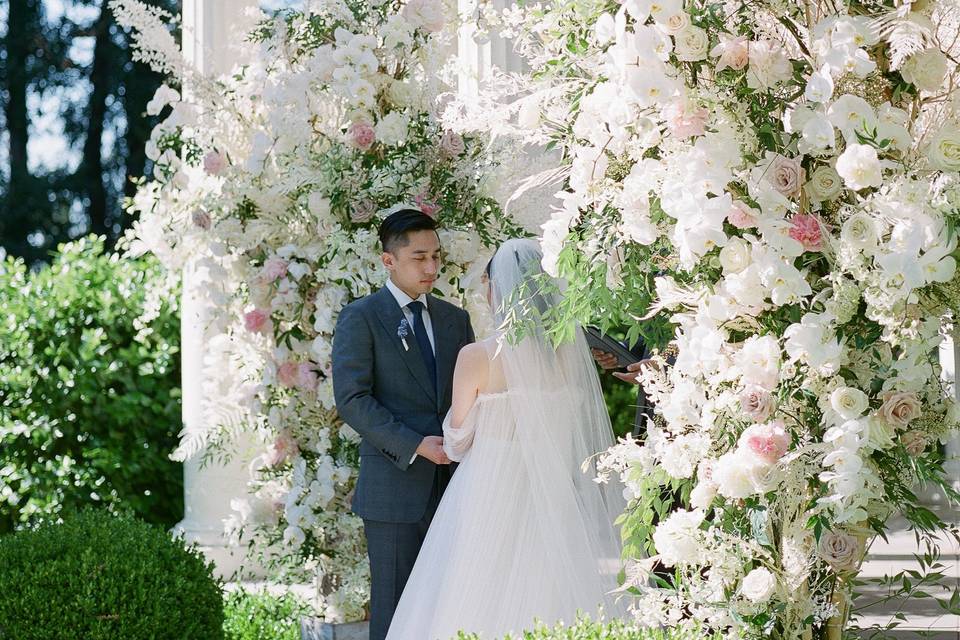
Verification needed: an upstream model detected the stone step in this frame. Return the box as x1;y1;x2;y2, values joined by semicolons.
852;508;960;639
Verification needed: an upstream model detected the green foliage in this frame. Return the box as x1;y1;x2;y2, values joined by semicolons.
0;509;224;640
600;372;640;438
0;235;183;532
454;616;722;639
223;589;311;640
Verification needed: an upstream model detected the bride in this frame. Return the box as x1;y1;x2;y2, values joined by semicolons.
385;238;628;640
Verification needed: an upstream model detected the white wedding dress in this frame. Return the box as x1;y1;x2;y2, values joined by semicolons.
385;240;628;640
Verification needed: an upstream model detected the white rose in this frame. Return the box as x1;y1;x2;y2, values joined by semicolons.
741;567;777;603
657;12;690;36
674;26;709;61
927;125;960;171
805;165;843;202
840;212;879;253
830;386;869;420
900;48;948;93
719;236;751;273
836;143;882;191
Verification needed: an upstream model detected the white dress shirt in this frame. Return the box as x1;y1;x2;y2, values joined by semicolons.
385;278;435;464
385;278;436;354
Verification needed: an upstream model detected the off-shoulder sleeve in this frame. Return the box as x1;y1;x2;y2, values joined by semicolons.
442;401;480;461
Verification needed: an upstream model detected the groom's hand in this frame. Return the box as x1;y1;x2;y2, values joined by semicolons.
416;436;451;465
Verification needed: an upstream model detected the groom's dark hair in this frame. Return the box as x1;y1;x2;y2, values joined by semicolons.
378;209;439;254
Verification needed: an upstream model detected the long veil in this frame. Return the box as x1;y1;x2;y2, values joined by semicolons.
487;238;628;618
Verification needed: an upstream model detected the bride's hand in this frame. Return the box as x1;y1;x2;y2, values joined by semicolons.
416;435;452;465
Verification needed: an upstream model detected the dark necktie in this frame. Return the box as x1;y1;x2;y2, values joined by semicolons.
406;300;436;391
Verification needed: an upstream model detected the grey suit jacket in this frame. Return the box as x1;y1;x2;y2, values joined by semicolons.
332;286;475;523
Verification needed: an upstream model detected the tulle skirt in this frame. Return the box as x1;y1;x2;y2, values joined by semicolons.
385;392;626;640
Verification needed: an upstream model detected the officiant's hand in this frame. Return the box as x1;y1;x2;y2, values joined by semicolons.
591;349;620;370
416;436;451;465
612;359;658;385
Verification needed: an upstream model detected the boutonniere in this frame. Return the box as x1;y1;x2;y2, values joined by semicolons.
397;318;410;351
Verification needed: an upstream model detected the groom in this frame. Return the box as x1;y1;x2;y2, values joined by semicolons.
332;208;475;640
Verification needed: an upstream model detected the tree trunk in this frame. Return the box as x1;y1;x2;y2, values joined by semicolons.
82;6;114;242
5;0;33;235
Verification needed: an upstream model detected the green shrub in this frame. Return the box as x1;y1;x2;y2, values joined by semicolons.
0;235;182;532
601;372;641;438
0;509;223;639
455;616;718;639
223;588;311;640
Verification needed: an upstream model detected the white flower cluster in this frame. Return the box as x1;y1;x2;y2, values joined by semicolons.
115;0;517;620
485;0;960;635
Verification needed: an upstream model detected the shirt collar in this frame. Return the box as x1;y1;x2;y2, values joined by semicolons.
386;278;429;310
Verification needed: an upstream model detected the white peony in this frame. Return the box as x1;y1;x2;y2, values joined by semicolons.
735;335;782;390
741;567;778;603
713;450;763;499
652;508;706;567
899;48;948;93
375;111;410;146
746;40;792;90
836;144;882;191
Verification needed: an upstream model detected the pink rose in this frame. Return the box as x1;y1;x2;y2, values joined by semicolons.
415;192;441;218
259;257;289;283
767;154;805;197
439;130;466;158
244;309;271;334
739;420;791;464
901;430;927;456
348;121;376;151
265;430;299;468
878;390;922;429
664;99;708;139
788;213;824;252
739;385;776;423
277;361;300;388
727;200;759;229
295;362;318;391
203;150;226;175
351;198;377;224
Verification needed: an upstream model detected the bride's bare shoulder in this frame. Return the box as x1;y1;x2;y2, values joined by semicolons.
455;341;490;370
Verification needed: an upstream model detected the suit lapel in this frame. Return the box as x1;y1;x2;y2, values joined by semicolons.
430;296;459;410
372;287;437;401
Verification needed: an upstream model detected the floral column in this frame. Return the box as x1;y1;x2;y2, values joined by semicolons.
173;0;260;579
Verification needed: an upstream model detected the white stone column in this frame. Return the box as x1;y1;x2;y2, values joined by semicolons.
174;0;260;580
944;327;960;493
